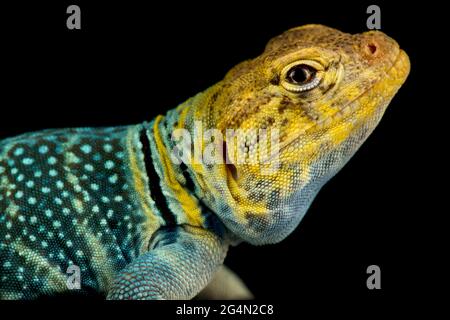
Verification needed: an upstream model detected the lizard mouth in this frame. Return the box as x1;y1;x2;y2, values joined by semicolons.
221;49;410;172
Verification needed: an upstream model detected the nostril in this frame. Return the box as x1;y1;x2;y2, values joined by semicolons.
366;42;378;55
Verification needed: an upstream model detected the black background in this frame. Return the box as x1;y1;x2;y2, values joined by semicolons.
0;0;444;315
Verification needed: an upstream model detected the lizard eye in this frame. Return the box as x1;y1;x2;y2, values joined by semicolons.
281;62;322;93
287;64;315;84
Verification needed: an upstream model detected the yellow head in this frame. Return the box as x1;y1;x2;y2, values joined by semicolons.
182;25;410;244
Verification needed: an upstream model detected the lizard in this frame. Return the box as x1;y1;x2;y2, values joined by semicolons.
0;24;410;299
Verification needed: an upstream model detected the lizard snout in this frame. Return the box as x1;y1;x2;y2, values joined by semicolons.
360;30;401;67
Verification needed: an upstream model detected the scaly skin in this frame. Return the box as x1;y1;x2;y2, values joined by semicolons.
0;25;410;299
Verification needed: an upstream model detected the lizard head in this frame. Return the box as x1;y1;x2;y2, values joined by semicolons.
187;24;410;244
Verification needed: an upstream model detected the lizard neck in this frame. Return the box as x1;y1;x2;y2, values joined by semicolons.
143;90;231;240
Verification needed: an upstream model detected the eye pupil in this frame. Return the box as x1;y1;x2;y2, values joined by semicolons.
287;65;315;84
281;63;321;92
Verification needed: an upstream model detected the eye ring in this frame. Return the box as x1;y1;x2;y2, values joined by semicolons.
281;62;323;93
